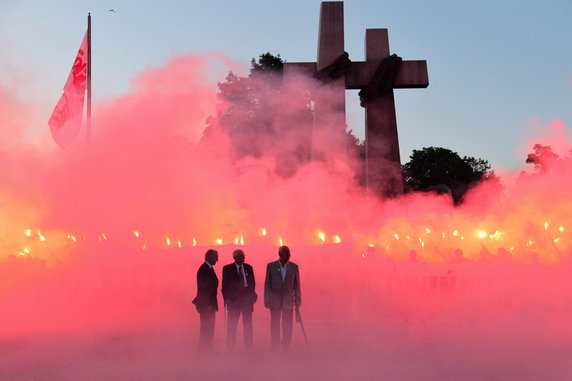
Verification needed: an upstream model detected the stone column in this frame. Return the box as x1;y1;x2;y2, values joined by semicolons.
364;29;403;197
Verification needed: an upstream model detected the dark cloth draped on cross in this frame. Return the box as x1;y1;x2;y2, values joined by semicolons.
313;51;405;107
315;52;352;81
358;54;403;107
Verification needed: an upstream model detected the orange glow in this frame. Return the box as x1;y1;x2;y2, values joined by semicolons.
4;204;572;264
233;235;245;245
0;55;569;272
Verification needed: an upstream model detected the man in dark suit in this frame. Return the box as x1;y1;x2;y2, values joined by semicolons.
264;246;301;351
222;249;257;351
192;249;219;351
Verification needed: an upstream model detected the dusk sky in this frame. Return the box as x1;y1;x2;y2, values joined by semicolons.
1;0;571;170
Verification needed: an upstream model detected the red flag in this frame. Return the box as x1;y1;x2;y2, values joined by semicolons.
48;32;88;148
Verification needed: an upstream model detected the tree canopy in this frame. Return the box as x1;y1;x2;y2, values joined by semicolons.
525;143;560;172
202;52;307;170
403;147;494;203
202;52;363;178
250;52;283;76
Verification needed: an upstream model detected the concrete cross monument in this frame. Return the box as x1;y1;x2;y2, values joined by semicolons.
284;1;429;197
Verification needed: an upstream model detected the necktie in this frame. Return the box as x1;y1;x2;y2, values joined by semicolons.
238;265;247;289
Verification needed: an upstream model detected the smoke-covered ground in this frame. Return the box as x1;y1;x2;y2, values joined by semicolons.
1;53;572;380
2;245;572;381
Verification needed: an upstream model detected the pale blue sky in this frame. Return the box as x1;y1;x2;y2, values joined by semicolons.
1;0;571;170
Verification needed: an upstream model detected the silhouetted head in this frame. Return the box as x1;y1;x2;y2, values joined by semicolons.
233;249;245;265
278;246;291;265
409;249;418;262
454;248;464;258
205;249;219;266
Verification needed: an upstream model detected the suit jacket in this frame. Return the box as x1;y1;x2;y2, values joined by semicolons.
222;263;257;311
264;260;301;310
192;262;219;313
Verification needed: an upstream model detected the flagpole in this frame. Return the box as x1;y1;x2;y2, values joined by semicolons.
87;13;92;144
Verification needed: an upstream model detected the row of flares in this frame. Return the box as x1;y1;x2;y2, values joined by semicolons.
18;227;341;255
392;223;564;248
15;221;568;262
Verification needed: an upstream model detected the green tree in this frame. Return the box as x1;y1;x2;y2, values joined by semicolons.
403;147;494;203
202;52;363;178
202;52;300;165
250;52;283;75
525;144;559;172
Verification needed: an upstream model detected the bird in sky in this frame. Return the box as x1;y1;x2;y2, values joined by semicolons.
108;9;116;13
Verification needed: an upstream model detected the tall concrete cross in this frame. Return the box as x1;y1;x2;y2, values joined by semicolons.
284;1;429;197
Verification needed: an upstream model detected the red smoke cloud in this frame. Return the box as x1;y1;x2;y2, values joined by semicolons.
1;53;572;380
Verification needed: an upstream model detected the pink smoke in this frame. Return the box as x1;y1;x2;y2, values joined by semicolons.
1;52;572;381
